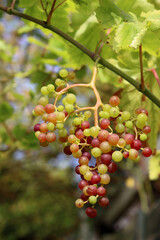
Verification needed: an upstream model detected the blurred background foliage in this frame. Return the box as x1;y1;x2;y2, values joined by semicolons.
0;0;160;239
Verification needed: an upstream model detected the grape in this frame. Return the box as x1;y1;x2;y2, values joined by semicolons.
68;134;77;143
115;123;125;133
38;133;47;143
109;96;120;106
90;126;99;137
125;121;133;129
38;96;49;106
34;124;41;132
101;154;112;166
56;112;65;121
118;138;126;148
34;105;45;116
47;84;55;92
79;165;90;175
91;174;101;184
58;128;67;137
47;113;57;123
66;93;76;104
42;113;48;122
91;138;100;147
112;151;123;162
85;207;97;218
137;113;148;124
89;196;97;205
128;149;138;160
142;147;152;157
108;162;117;173
121;111;131;121
91;147;101;157
40;123;48;133
99;111;110;119
78;180;88;190
46;132;56;142
131;139;141;150
79;156;89;165
100;142;112;153
63;146;72;155
81;121;90;129
110;107;119;118
40;142;49;147
103;104;111;112
140;134;147;141
65;104;74;113
84;111;92;118
59;135;68;143
75;199;84;208
45;104;55;114
81;193;89;201
100;119;110;129
136;120;145;129
86;185;97;196
72;149;82;158
97;186;106;196
56;86;64;92
84;171;93;180
98;164;108;174
116;116;123;123
100;174;110;184
59;69;68;78
123;134;134;144
70;143;79;153
75;165;80;174
135;108;148;116
41;86;49;95
98;130;109;142
143;126;151;134
98;197;109;207
108;134;119;146
83;129;91;137
68;71;76;80
123;151;129;158
82;152;91;160
56;122;64;130
35;131;41;138
83;185;89;196
57;105;64;112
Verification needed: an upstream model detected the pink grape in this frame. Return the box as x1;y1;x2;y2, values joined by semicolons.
109;96;120;106
91;138;100;147
108;134;119;146
38;133;47;143
46;132;56;142
44;104;55;113
124;134;134;144
81;121;90;130
97;186;106;196
100;119;110;129
78;180;89;190
98;130;109;142
34;105;45;116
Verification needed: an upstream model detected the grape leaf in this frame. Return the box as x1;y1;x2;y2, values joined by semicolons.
149;151;160;180
141;10;160;31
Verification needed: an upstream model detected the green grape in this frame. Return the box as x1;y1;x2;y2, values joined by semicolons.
66;93;76;104
65;104;74;113
32;110;36;116
103;104;111;112
47;122;55;131
73;117;82;126
134;155;140;162
121;111;131;121
84;129;91;137
110;107;119;118
84;111;91;118
99;111;110;119
38;96;49;106
59;69;68;78
56;112;65;121
89;196;97;205
48;92;55;98
41;86;49;95
58;128;68;137
72;150;82;158
116;116;123;123
140;133;147;141
57;105;64;112
125;121;133;129
56;122;64;129
90;126;99;137
62;97;67;105
115;123;125;133
35;131;41;138
98;164;108;174
55;78;63;86
47;84;55;93
137;113;147;124
112;151;123;162
125;144;131;150
91;147;101;157
136;120;145;129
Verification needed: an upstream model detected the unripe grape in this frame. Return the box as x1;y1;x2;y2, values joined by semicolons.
112;151;123;162
115;123;125;133
47;84;55;92
59;69;68;78
56;112;65;121
100;174;110;184
110;107;119;118
65;104;74;113
72;150;82;158
137;113;147;124
38;96;49;106
125;121;133;129
84;171;93;181
136;120;145;129
70;143;79;153
41;86;49;95
116;116;123;123
66;93;76;104
128;149;138;160
98;164;108;174
79;165;90;175
140;134;147;141
57;105;64;112
42;113;48;122
35;131;41;138
84;129;91;137
121;111;131;121
99;111;110;119
68;134;77;143
68;71;76;80
84;111;92;118
91;147;101;157
100;142;112;153
58;128;67;137
56;122;64;130
90;126;99;137
89;196;97;205
103;104;111;112
75;199;84;208
118;138;126;148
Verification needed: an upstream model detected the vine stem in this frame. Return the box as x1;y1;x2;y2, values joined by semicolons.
0;5;160;108
47;0;57;24
11;0;16;9
139;45;145;90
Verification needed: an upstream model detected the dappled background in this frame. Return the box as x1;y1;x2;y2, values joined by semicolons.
0;0;160;240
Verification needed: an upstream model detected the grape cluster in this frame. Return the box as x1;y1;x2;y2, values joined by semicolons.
33;69;152;218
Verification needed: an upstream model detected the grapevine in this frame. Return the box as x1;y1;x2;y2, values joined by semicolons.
33;63;152;218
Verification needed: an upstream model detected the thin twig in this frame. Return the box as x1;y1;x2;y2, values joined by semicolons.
11;0;16;9
47;0;56;25
53;0;67;12
139;45;145;90
40;0;48;17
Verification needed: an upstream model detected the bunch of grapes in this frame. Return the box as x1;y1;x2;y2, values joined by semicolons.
33;68;152;218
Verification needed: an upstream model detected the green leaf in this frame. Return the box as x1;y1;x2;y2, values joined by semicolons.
19;0;39;8
142;30;160;56
96;0;133;28
13;124;26;140
141;10;160;31
0;102;13;122
149;151;160;180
